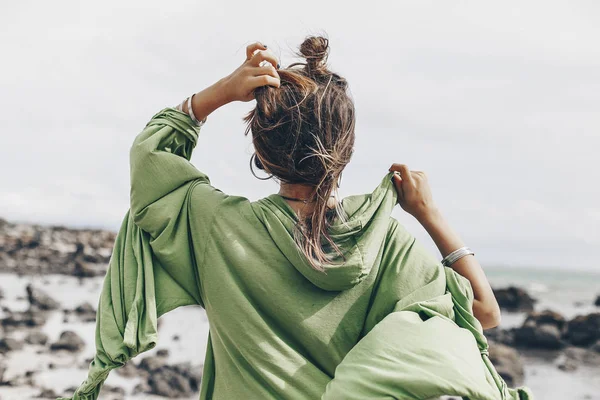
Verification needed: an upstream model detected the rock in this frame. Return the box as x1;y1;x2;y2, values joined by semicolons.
557;357;578;371
133;381;152;395
488;340;525;387
37;388;59;399
148;367;193;398
73;302;97;322
139;355;167;372
116;361;139;378
563;346;600;367
26;284;60;310
50;330;85;352
565;313;600;347
514;309;567;349
135;359;202;398
591;340;600;353
0;217;115;276
492;286;536;312
156;348;170;358
1;309;48;328
103;384;126;398
25;330;49;345
485;327;516;346
594;295;600;307
0;337;23;353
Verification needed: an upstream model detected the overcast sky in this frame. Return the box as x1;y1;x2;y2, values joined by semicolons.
1;1;598;271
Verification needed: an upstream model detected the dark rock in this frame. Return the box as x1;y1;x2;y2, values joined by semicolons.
565;313;600;346
488;340;525;387
492;286;536;312
172;334;180;341
156;348;170;358
591;340;600;353
485;327;516;346
133;381;151;395
26;284;60;310
1;309;48;328
73;302;97;322
138;355;167;372
37;388;59;399
103;384;126;397
513;309;567;349
147;365;193;398
594;295;600;307
25;330;49;345
50;330;85;352
116;361;139;378
0;337;23;353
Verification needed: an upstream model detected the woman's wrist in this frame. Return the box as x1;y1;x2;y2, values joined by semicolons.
413;205;443;227
182;79;231;122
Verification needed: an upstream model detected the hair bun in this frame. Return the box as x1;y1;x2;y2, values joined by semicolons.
299;36;329;74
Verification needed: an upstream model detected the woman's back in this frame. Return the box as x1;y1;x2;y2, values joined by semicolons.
194;171;407;398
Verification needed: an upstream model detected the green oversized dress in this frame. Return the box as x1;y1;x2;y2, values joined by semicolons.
59;107;534;400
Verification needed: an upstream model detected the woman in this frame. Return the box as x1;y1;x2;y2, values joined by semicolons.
61;36;533;399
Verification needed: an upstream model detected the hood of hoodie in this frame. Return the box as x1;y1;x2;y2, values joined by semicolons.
252;171;399;291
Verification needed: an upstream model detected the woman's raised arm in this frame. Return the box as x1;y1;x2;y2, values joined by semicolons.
389;163;501;330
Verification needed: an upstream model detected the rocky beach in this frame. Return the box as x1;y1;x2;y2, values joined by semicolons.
0;216;599;399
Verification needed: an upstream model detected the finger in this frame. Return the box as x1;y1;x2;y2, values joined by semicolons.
250;49;280;69
250;75;281;90
252;64;280;80
246;42;268;60
389;163;415;186
391;173;405;202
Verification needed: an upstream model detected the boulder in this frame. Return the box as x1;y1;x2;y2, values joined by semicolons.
513;309;567;349
138;355;168;373
594;295;600;307
50;330;85;352
26;284;60;310
1;309;47;328
147;363;202;398
492;286;536;312
565;312;600;347
25;330;49;345
488;340;525;387
73;302;97;322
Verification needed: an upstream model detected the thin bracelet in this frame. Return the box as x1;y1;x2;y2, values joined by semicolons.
441;246;475;267
186;94;207;127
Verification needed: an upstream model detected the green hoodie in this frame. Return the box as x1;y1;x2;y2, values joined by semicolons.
59;107;533;400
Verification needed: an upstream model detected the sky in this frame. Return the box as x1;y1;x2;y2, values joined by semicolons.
1;1;598;271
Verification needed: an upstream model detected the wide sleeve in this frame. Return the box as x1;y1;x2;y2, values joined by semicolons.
323;221;534;400
58;107;226;400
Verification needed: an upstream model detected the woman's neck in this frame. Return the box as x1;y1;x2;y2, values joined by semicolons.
278;182;338;215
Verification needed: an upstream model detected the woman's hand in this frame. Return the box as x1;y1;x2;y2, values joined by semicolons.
388;163;438;221
222;42;281;103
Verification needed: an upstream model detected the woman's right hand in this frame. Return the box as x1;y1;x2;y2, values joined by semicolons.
221;42;281;103
388;163;438;221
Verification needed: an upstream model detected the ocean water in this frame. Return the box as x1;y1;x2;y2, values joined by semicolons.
0;266;599;399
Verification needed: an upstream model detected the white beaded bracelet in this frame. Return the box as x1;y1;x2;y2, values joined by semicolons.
441;246;475;267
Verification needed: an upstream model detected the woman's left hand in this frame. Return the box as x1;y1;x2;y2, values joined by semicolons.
222;42;281;103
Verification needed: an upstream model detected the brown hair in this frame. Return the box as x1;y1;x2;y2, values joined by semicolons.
243;35;356;272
